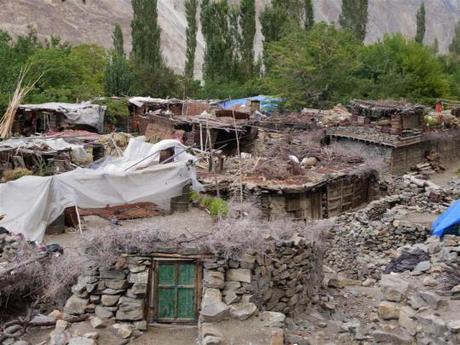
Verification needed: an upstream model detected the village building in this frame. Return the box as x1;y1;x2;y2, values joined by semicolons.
14;102;106;135
128;97;258;154
327;100;460;174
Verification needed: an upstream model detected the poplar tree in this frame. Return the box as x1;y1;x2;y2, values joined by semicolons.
304;0;314;30
239;0;256;79
113;24;124;56
415;2;426;44
105;24;131;96
131;0;162;68
201;0;233;83
339;0;368;42
450;21;460;55
184;0;198;79
261;0;313;63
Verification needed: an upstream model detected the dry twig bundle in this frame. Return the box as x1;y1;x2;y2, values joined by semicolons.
0;66;41;139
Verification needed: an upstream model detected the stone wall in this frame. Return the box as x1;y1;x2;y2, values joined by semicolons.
63;237;323;342
325;175;460;279
64;255;150;332
201;237;323;321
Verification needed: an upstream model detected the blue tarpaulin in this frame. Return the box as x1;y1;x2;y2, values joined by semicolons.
432;200;460;237
217;95;282;114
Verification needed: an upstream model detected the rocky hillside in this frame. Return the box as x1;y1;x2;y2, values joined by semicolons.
0;0;458;77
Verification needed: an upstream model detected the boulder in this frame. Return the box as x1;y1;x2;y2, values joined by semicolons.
447;320;460;333
68;337;96;345
99;269;125;280
49;321;71;345
134;320;148;331
115;309;144;321
101;294;120;307
90;316;106;329
113;323;133;339
128;271;149;284
48;310;65;320
416;314;447;338
83;332;99;340
398;306;417;336
422;276;438;287
202;336;223;345
95;306;114;319
378;301;400;320
223;291;239;305
116;297;144;321
261;311;286;328
104;279;129;290
380;274;410;302
226;269;251;283
417;291;446;310
408;294;425;310
201;289;230;322
127;283;148;298
64;295;88;315
203;270;225;289
412;261;431;274
372;330;413;345
229;302;257;321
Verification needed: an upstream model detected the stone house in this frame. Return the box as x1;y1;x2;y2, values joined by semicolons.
64;237;323;344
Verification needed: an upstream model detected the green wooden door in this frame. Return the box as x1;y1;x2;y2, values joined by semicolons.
156;261;197;322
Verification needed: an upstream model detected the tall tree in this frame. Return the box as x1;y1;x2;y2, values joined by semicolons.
239;0;256;79
261;0;304;68
415;2;426;44
105;24;131;96
449;21;460;55
184;0;198;79
131;0;178;97
131;0;162;69
265;24;363;109
201;0;233;83
112;24;124;56
339;0;368;42
304;0;314;30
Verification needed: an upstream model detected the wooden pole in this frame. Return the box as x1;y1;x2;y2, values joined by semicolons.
75;206;83;235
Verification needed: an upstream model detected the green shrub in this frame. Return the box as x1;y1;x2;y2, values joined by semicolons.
190;191;229;218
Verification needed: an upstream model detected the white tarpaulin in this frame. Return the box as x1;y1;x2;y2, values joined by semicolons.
0;138;199;242
19;102;106;132
128;97;182;108
0;137;90;164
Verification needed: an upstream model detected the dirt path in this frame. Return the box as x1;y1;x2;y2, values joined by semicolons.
132;325;198;345
430;162;460;187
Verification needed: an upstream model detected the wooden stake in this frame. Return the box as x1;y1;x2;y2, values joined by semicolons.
75;205;83;235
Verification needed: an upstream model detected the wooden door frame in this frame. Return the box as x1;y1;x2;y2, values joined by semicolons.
147;257;202;324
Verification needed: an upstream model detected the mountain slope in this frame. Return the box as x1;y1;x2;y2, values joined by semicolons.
0;0;458;77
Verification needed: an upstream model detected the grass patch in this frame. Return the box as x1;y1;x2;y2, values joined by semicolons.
191;191;229;218
2;168;32;182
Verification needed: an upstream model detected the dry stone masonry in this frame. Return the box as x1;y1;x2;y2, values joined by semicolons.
62;236;323;344
325;176;460;279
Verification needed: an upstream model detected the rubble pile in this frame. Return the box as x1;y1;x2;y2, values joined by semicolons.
373;235;460;345
0;228;21;264
325;176;460;279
